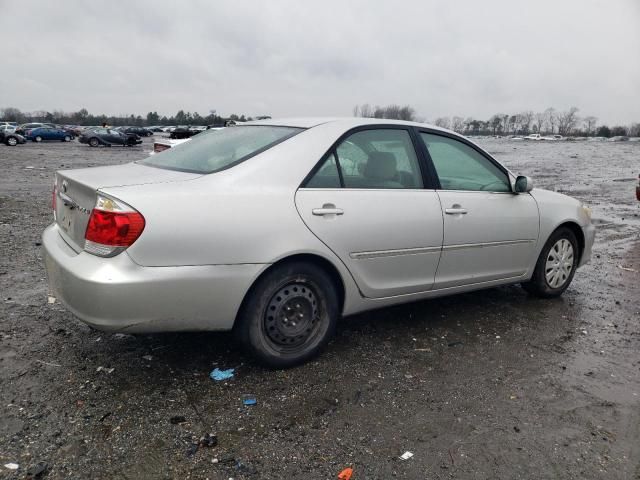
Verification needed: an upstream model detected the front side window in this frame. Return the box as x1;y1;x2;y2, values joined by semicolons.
141;125;303;174
421;133;510;192
305;129;423;189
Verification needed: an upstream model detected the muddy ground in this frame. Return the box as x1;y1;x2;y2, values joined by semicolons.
0;136;639;479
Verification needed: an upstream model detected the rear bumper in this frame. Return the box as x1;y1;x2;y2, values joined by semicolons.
579;222;596;267
42;224;265;333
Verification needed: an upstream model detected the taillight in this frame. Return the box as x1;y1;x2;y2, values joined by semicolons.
153;142;171;153
84;194;145;257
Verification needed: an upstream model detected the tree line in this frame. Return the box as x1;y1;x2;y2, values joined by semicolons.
0;107;262;127
353;104;639;137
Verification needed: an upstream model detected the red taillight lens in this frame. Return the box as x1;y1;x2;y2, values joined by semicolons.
153;142;171;153
85;209;145;246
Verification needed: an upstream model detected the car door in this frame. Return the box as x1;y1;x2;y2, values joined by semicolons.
106;129;124;144
418;131;539;289
295;127;443;298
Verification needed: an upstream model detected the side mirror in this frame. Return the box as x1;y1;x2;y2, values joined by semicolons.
514;175;534;193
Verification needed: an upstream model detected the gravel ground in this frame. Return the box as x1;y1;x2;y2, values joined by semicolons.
0;136;639;479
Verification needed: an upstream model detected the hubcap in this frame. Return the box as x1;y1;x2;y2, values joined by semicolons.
8;138;17;145
265;283;319;348
545;238;574;288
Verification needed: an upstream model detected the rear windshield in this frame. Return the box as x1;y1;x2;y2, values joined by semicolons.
140;125;303;174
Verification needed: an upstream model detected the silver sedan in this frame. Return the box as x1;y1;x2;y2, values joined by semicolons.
43;118;595;367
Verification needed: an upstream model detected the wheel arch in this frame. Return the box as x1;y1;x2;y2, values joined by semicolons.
553;221;585;262
234;253;346;328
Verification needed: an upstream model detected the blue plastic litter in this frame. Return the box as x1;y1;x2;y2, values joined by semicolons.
242;395;257;406
210;368;235;381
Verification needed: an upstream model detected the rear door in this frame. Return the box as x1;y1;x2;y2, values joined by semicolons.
295;127;443;298
418;131;539;289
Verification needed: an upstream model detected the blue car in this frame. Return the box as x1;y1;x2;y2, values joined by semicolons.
27;127;74;143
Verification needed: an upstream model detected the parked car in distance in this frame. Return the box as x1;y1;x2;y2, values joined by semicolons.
79;128;142;147
524;133;542;140
16;122;52;135
636;174;640;201
43;118;595;368
0;124;17;133
169;126;200;139
27;127;74;142
118;126;153;137
0;125;26;145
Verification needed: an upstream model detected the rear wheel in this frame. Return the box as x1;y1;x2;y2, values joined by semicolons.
63;135;71;142
35;136;42;142
6;136;18;146
522;227;579;298
89;137;99;147
234;262;339;368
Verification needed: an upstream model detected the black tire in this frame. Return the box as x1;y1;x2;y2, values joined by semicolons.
234;262;339;368
89;137;100;147
522;227;579;298
6;136;18;146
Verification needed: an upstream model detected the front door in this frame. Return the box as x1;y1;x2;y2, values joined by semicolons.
295;127;443;298
419;132;540;289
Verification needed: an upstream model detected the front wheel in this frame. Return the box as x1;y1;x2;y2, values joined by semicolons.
522;227;579;298
234;262;339;368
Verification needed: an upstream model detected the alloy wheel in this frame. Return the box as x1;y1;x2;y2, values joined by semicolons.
545;238;574;288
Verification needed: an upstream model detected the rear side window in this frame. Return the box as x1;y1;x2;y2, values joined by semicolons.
141;125;303;174
305;129;423;189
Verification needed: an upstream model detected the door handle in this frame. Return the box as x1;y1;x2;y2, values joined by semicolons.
445;207;468;215
312;204;344;216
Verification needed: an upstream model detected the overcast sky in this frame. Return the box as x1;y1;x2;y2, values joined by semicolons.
1;0;638;124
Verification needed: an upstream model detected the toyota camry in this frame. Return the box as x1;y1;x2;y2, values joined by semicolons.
43;118;595;367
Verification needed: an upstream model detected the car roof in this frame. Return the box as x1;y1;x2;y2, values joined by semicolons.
242;116;451;133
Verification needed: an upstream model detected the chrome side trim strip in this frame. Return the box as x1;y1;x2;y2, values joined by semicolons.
350;246;441;260
443;239;535;251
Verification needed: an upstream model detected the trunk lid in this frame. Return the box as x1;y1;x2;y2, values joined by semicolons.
54;162;201;252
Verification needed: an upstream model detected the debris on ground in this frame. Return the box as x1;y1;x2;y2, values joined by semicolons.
35;359;61;367
47;296;56;304
4;463;19;470
96;366;115;374
338;467;353;479
210;368;235;381
199;433;218;448
242;394;257;406
617;265;636;272
26;461;48;478
142;355;154;361
399;451;414;460
170;415;186;424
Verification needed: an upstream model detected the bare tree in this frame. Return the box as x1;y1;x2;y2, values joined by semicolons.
557;107;580;136
489;114;503;135
434;117;451;129
533;112;546;133
544;108;556;134
583;116;597;136
451;116;465;133
518;111;534;134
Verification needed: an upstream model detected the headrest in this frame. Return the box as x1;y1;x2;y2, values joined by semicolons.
363;152;397;180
